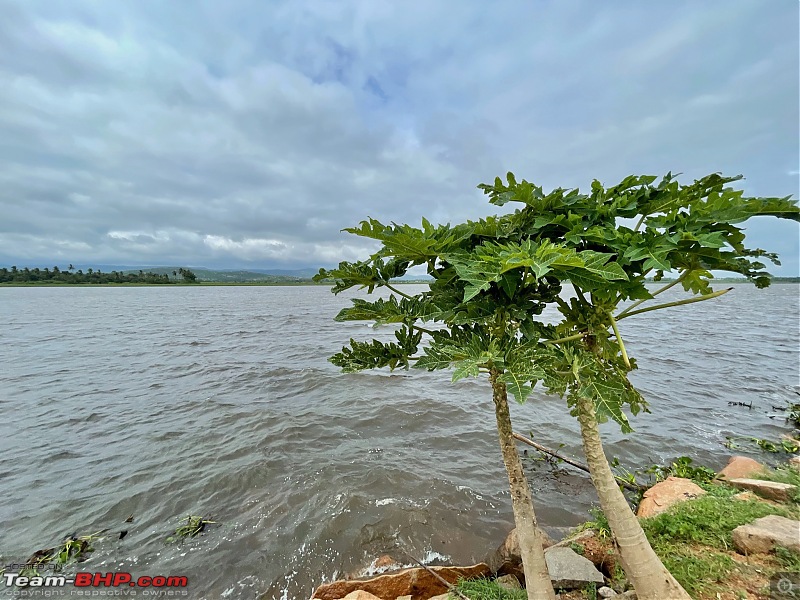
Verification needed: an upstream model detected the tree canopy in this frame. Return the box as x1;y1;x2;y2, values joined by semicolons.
317;172;798;431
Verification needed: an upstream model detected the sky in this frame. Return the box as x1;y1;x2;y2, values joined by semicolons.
1;1;798;274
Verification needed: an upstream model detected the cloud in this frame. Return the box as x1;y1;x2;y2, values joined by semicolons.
0;0;797;273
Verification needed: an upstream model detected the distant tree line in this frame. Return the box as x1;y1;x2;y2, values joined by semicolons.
0;265;198;284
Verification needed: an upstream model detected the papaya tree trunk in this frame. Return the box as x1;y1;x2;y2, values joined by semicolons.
490;368;555;600
575;394;690;600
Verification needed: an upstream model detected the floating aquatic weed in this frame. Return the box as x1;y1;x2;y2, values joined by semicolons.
166;515;217;543
16;532;104;583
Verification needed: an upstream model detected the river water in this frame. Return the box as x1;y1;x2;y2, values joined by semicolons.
0;284;798;599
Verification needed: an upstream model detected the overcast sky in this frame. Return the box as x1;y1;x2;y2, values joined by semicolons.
1;1;798;274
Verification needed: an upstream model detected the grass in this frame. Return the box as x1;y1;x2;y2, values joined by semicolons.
573;507;612;540
776;546;800;573
454;578;526;600
642;488;794;550
639;480;800;597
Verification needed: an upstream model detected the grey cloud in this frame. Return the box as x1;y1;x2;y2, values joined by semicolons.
0;0;797;272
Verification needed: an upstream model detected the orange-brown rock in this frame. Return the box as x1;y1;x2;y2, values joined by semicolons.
311;563;490;600
341;592;384;600
636;476;706;518
717;456;766;480
373;556;397;570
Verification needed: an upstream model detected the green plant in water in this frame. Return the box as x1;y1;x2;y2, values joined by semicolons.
16;533;103;582
788;403;800;428
166;515;216;543
317;171;798;600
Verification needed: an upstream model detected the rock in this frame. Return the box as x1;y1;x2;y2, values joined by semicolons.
553;529;620;577
427;595;449;600
495;574;522;590
341;593;383;600
545;546;605;590
789;455;800;470
636;477;707;518
487;527;556;580
732;491;783;507
395;596;412;600
375;556;399;570
732;515;800;554
598;586;617;598
727;478;797;502
311;563;490;600
617;592;637;600
348;555;404;579
717;456;766;480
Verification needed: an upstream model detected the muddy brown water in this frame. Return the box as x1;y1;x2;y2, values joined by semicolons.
1;284;797;598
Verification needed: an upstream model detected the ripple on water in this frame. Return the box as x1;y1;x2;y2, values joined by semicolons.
0;284;797;598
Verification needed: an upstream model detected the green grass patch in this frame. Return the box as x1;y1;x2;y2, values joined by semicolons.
642;487;792;550
651;544;736;597
696;481;740;498
639;483;799;597
776;546;800;573
454;578;526;600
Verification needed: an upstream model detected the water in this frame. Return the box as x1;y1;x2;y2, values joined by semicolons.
0;284;798;599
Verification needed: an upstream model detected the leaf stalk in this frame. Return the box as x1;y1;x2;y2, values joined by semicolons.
617;287;733;320
608;314;631;369
616;270;689;318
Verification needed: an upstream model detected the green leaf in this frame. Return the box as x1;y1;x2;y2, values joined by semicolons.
335;297;405;324
578;378;632;433
499;343;548;404
578;251;629;281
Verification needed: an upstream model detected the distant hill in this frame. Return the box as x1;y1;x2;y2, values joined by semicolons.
121;267;316;283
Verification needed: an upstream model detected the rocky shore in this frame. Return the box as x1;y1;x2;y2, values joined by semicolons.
310;455;800;600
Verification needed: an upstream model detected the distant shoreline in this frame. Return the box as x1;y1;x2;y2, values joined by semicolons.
1;279;798;288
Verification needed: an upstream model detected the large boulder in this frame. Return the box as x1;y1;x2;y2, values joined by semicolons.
311;563;490;600
486;527;556;581
717;456;766;481
727;478;797;502
544;546;605;590
636;477;706;518
732;515;800;554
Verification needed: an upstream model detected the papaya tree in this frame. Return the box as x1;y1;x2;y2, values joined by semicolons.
316;172;798;600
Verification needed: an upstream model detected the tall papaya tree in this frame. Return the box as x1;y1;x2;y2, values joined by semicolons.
316;172;798;600
473;172;798;599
